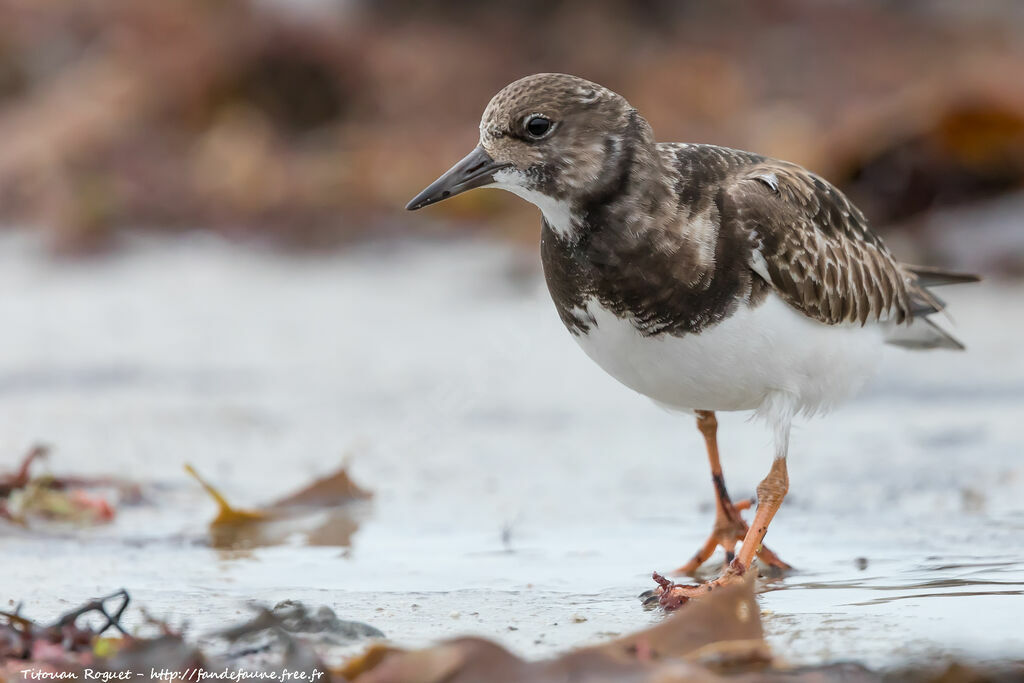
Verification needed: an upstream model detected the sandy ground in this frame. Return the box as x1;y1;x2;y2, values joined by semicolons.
1;230;1022;668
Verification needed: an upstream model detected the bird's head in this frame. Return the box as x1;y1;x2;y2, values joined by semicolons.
407;73;651;235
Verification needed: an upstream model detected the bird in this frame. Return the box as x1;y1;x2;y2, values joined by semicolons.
405;73;978;608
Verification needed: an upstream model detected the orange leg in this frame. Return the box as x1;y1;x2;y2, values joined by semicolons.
656;456;790;609
673;411;790;576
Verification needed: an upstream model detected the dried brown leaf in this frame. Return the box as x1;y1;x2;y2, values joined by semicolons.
270;464;372;509
347;577;768;683
185;462;370;550
595;576;765;665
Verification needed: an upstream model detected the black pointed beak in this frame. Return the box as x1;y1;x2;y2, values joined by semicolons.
406;146;510;211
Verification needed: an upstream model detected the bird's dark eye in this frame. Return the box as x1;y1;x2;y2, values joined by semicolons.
525;115;552;139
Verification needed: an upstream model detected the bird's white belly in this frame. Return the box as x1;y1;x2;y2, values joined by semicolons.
570;294;886;414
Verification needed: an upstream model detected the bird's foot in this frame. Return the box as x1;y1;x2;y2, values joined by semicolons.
672;497;791;578
642;566;747;610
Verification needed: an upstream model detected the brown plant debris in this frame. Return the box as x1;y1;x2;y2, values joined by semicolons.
185;461;371;549
0;445;140;527
1;589;129;663
4;585;1022;683
339;575;1023;682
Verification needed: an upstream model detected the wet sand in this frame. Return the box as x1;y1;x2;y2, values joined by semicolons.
1;231;1021;667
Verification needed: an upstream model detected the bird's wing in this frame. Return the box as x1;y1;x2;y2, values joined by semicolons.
720;161;917;326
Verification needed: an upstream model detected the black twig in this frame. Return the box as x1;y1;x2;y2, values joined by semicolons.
49;588;131;636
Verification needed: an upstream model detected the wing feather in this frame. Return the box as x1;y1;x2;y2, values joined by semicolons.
722;162;914;326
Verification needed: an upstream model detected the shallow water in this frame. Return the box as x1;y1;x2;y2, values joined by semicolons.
1;231;1022;668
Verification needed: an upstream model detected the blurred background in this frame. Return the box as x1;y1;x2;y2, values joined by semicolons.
0;0;1022;266
2;0;1024;669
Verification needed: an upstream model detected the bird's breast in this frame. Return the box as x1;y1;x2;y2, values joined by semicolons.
563;292;887;414
539;218;755;338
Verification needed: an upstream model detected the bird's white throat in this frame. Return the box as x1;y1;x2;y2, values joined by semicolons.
491;168;579;240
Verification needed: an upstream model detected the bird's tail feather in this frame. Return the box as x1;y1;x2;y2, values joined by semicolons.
889;264;979;351
903;264;980;288
886;317;965;351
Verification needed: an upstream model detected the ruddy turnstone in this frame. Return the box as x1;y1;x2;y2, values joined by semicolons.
406;73;978;606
